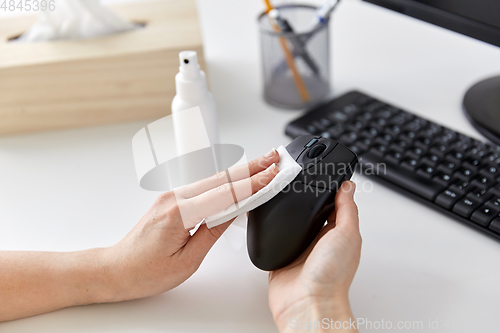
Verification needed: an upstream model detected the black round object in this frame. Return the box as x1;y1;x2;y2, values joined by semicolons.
463;75;500;146
307;144;327;158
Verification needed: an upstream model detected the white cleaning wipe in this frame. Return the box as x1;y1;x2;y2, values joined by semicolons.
205;145;302;229
16;0;138;43
222;214;248;251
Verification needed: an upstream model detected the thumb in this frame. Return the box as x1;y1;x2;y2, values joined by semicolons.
331;181;359;236
181;219;233;263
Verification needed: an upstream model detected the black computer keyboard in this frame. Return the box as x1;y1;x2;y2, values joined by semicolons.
286;90;500;240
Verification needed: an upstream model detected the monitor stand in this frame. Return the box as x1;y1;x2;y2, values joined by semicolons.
463;75;500;146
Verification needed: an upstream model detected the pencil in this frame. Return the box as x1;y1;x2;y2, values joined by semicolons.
262;0;310;102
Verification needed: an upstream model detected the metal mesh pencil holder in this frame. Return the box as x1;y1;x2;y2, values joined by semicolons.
258;4;330;109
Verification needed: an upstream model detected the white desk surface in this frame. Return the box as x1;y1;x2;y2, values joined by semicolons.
2;0;500;332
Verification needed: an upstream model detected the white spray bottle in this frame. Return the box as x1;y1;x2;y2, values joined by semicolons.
171;51;219;155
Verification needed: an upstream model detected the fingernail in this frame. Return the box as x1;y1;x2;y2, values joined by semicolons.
265;148;276;158
268;163;278;172
349;181;356;196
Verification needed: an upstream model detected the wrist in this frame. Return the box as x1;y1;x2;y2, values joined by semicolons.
276;296;357;333
70;247;121;305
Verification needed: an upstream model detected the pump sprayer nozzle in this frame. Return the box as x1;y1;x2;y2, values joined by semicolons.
172;50;219;153
178;51;201;80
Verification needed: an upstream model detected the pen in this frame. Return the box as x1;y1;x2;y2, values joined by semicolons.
307;0;340;33
262;0;310;102
268;9;320;76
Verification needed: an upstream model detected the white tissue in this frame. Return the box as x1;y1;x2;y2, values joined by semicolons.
222;214;248;251
206;145;302;229
16;0;138;42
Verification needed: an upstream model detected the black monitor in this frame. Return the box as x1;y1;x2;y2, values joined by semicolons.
363;0;500;145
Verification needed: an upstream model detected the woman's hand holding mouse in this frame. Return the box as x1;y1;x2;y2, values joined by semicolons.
268;181;361;333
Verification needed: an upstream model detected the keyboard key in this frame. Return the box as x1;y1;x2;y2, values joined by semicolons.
386;125;402;136
492;158;500;167
471;205;500;227
480;166;500;178
359;112;373;121
430;144;449;158
368;121;383;132
462;161;480;173
398;133;413;145
347;120;365;131
390;140;409;153
467;147;489;161
488;183;500;197
466;188;492;202
385;151;403;165
452;140;472;152
375;118;387;127
388;106;401;114
312;120;327;132
362;127;379;138
457;133;472;142
340;132;359;145
348;145;362;155
422;154;441;167
452;197;482;218
416;165;435;180
389;114;408;125
329;111;348;122
421;124;442;137
446;151;466;164
443;128;457;135
485;197;500;210
471;176;495;190
435;135;454;145
437;161;459;174
414;118;429;127
399;133;416;144
320;131;331;139
449;181;475;196
380;133;394;142
355;96;372;106
406;131;417;139
435;189;463;209
343;104;359;114
370;144;388;157
482;152;500;164
404;120;423;132
454;167;477;182
414;138;432;150
466;158;482;169
375;108;391;118
363;102;385;113
327;125;344;138
307;124;319;134
359;137;374;148
401;158;419;172
489;218;500;234
375;138;390;147
488;145;500;153
405;147;426;160
433;172;453;187
319;118;331;127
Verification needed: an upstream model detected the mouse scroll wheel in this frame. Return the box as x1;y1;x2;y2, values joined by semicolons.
307;144;327;158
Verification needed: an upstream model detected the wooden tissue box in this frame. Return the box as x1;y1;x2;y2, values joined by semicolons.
0;0;204;136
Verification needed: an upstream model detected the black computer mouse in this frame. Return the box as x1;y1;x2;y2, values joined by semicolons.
247;135;359;271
